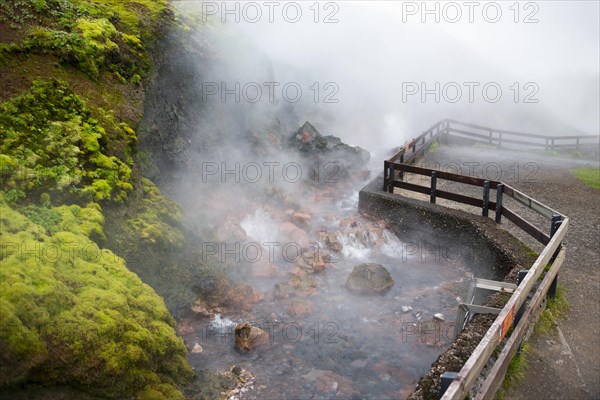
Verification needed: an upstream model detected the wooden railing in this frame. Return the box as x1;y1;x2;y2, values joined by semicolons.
381;119;578;399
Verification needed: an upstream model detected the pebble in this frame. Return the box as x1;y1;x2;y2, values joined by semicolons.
191;343;203;353
401;305;412;313
434;313;445;321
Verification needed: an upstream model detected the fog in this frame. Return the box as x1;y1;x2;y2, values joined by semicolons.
175;0;599;158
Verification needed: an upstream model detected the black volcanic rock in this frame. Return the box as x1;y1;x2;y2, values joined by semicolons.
289;121;370;176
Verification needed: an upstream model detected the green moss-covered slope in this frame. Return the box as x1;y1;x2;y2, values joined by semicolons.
0;195;193;398
0;0;198;398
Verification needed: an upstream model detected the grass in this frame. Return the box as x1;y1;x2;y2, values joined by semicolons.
496;342;531;398
535;286;571;335
571;167;600;190
496;286;570;398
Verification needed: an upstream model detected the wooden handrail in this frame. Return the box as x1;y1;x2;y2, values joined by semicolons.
382;119;575;399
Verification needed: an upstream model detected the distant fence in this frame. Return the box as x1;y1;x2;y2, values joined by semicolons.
382;119;578;399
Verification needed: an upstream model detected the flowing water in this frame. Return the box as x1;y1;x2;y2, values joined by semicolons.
183;182;474;399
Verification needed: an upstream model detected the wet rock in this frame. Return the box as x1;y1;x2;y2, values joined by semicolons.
288;274;319;296
177;320;195;335
313;370;359;397
287;299;315;317
215;221;247;243
300;247;331;273
288;122;370;177
192;343;203;353
274;282;296;299
292;211;312;226
251;246;278;277
235;323;270;352
324;233;343;252
350;359;368;368
346;263;394;295
339;217;358;229
279;221;310;248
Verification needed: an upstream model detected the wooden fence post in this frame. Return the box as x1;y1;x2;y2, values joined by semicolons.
388;163;395;193
482;180;490;217
548;214;562;298
383;161;389;191
430;171;438;204
495;183;504;223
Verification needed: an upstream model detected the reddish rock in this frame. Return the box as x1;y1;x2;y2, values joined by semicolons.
292;211;312;226
279;221;310;248
287;299;314;316
339;217;358;228
235;322;270;351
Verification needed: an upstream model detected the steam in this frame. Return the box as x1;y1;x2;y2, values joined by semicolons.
175;0;598;154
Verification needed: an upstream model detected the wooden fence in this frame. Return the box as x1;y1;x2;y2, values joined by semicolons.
381;119;579;399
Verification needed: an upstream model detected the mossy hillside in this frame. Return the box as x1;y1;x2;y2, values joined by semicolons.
0;0;172;80
0;79;135;203
0;0;204;397
0;195;194;398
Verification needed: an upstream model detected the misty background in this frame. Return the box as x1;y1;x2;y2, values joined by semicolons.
172;0;599;161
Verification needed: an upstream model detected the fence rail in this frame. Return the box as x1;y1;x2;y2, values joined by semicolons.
381;119;577;399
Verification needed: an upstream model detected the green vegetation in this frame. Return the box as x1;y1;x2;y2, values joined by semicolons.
535;286;570;335
123;178;185;250
0;0;172;79
426;140;439;153
496;343;531;399
571;167;600;190
497;287;570;398
0;79;134;203
0;0;203;398
0;195;193;398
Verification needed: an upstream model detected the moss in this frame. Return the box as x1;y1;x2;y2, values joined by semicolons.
0;0;172;79
0;79;133;203
0;194;194;397
0;0;200;397
535;286;570;335
496;343;531;398
122;178;185;249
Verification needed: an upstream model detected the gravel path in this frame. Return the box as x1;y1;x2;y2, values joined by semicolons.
402;145;600;399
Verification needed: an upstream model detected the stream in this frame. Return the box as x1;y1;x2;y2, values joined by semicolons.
181;176;473;399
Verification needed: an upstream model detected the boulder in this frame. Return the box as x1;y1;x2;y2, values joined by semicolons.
234;322;270;351
288;122;370;177
345;263;394;295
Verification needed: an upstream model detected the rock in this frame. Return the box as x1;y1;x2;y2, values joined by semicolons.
324;233;343;252
235;323;270;352
339;217;358;229
287;299;314;317
402;305;413;314
215;221;247;243
274;282;296;299
345;263;394;295
433;313;445;321
313;370;359;397
301;247;330;273
279;221;310;249
288;122;370;178
191;343;203;353
292;211;312;226
251;246;278;277
350;359;368;368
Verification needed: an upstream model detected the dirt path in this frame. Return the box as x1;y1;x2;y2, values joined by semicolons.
410;145;600;399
